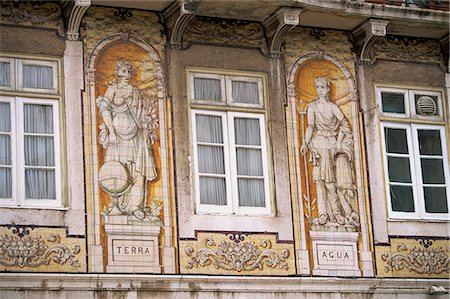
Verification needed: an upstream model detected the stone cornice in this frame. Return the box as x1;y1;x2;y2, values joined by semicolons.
289;0;449;24
0;274;448;294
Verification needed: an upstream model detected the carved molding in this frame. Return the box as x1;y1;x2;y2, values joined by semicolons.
184;17;265;50
352;19;390;64
381;243;450;274
371;35;442;64
163;0;196;50
263;7;302;58
0;226;81;268
64;0;91;41
0;1;64;35
185;237;290;272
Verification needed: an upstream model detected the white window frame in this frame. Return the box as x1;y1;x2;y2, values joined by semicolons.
189;72;226;105
381;122;450;220
226;75;264;108
377;87;409;118
192;109;270;215
409;89;443;120
0;97;17;205
228;112;270;215
17;59;58;94
189;71;264;108
192;110;232;214
0;57;15;91
0;96;62;208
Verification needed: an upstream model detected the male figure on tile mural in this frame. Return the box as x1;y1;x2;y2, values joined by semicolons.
300;77;358;227
97;58;158;220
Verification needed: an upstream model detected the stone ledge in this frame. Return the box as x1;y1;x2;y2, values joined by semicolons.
0;274;448;294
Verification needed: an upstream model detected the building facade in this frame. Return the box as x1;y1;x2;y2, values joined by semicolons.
0;0;449;298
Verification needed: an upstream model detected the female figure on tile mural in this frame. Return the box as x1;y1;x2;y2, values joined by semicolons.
300;77;358;227
97;58;158;220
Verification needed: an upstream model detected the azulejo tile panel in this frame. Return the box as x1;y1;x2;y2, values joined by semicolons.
375;237;450;278
0;226;86;272
180;232;295;275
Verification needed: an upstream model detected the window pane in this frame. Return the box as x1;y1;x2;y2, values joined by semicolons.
0;102;11;132
381;92;405;113
22;64;53;89
385;128;408;154
25;169;56;199
421;158;445;184
415;94;438;116
236;148;263;176
199;176;227;205
0;62;10;87
24;104;54;134
0;135;11;165
424;187;448;213
418;129;442;156
234;118;261;146
387;157;411;183
24;136;55;166
238;178;265;207
390;185;415;212
232;81;259;104
194;78;221;101
198;145;224;174
0;168;12;198
196;115;223;143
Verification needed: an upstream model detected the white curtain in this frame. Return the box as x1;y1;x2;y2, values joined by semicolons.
196;114;227;205
194;78;221;101
0;62;10;87
23;104;56;199
0;102;12;198
232;81;259;104
199;177;227;205
25;169;55;199
234;118;265;207
23;64;53;89
234;118;260;145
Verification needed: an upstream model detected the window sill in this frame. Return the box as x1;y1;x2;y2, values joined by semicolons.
195;211;276;217
387;217;449;223
0;205;68;211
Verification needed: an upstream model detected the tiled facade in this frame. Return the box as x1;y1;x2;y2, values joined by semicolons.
0;0;449;297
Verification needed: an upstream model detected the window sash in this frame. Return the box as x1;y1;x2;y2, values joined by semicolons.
228;112;269;214
0;96;61;208
377;86;444;121
0;57;15;91
190;73;226;105
409;90;443;120
193;110;232;214
226;76;263;108
189;71;265;108
17;59;58;94
381;122;450;220
0;97;16;204
192;110;270;215
377;87;409;118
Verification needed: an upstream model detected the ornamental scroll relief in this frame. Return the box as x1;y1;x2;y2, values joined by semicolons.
381;242;450;275
185;237;290;272
0;226;81;268
370;36;442;64
184;17;266;50
0;1;64;35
